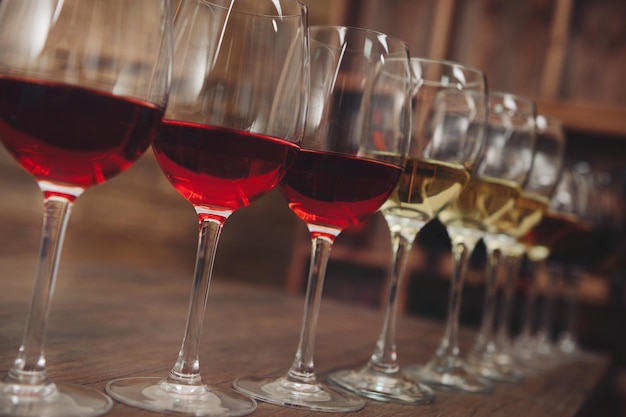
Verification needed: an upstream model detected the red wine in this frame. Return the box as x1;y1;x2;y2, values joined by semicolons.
0;76;163;195
520;210;579;250
280;149;402;232
153;120;299;213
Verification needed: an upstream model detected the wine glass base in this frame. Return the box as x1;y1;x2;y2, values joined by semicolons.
326;366;435;404
0;381;112;417
466;354;524;383
403;360;492;394
512;338;559;375
558;333;584;358
232;375;364;412
106;377;256;417
512;336;539;361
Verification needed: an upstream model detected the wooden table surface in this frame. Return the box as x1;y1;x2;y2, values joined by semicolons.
0;256;612;417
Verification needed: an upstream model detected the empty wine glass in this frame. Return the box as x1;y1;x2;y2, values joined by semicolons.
233;25;412;412
403;91;537;393
467;114;565;382
326;57;487;404
0;1;172;416
105;1;308;415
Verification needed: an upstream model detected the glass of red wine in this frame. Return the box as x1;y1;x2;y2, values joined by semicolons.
232;25;412;412
104;0;309;416
0;1;172;416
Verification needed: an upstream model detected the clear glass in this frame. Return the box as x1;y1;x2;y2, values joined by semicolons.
513;163;593;366
326;58;487;404
557;265;586;357
468;114;566;382
233;25;412;412
551;163;600;358
404;91;537;393
0;1;172;416
513;246;551;363
105;1;309;415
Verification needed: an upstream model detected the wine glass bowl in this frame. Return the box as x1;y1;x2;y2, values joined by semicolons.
0;1;172;416
232;25;412;412
105;0;309;415
0;1;171;201
325;57;488;404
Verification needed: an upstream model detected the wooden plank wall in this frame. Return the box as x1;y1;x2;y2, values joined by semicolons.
335;0;626;141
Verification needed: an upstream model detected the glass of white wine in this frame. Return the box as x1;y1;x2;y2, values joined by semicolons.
403;91;537;393
467;114;566;382
325;57;487;404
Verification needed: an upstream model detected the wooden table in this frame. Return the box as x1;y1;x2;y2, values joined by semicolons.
0;256;612;416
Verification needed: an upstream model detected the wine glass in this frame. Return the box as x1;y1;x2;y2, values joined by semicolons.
499;116;566;363
403;91;537;393
467;114;566;382
555;167;617;356
0;1;172;416
514;163;591;363
232;25;412;412
105;1;309;415
326;57;487;404
550;162;598;357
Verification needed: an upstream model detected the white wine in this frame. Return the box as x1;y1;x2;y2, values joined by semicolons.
439;176;521;232
496;192;549;238
381;158;470;222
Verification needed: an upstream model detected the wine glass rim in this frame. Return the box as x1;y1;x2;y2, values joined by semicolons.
410;56;485;77
489;90;535;106
309;25;409;51
197;0;307;18
488;91;536;118
536;113;564;128
410;57;486;89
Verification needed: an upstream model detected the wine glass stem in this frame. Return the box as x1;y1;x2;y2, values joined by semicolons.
562;267;579;341
7;197;72;387
473;244;501;351
495;252;522;348
436;234;478;359
368;230;414;373
519;256;543;340
287;235;333;384
165;217;223;387
536;265;557;345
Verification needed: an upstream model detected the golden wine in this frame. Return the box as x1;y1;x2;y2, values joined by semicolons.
381;158;470;222
439;176;521;232
496;192;549;238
